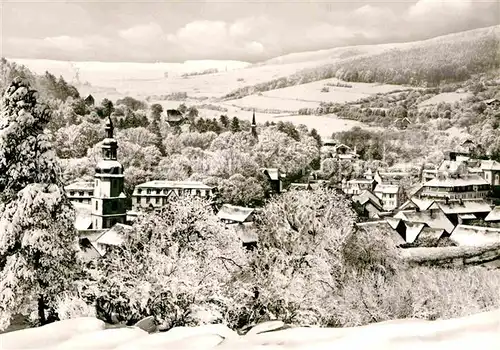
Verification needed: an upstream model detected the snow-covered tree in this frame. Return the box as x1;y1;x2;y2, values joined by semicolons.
231;188;357;325
0;78;80;330
94;196;248;328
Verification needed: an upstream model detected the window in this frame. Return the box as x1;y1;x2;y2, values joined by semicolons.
156;189;161;195
79;191;84;196
95;180;98;187
136;197;140;203
156;197;160;204
147;189;151;194
95;201;98;210
138;189;142;194
70;191;75;196
146;197;150;203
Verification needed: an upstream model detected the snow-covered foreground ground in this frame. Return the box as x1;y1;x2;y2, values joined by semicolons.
2;309;499;349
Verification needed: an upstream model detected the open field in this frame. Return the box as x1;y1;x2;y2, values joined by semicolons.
223;95;320;111
261;78;406;104
418;92;472;107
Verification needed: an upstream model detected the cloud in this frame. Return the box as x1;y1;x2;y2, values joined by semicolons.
165;18;269;60
118;22;164;45
3;1;499;63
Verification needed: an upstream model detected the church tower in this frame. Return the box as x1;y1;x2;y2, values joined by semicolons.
251;109;258;139
91;117;127;230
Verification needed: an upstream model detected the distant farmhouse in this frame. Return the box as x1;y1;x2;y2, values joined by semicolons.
84;94;95;106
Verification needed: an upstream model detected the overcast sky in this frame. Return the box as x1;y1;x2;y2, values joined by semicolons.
2;0;499;63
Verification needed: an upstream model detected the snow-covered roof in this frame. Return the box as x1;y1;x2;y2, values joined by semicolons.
404;222;426;243
65;181;94;191
481;160;500;171
352;190;383;211
261;168;281;181
459;213;477;220
72;202;92;231
451;225;500;247
135;180;213;190
356;220;406;246
227;222;258;244
394;208;455;234
411;198;436;211
217;204;254;223
414;227;445;246
95;223;134;247
424;174;489;187
348;178;375;185
435;199;492;215
288;183;321;191
374;184;400;194
438;160;465;173
485;206;500;222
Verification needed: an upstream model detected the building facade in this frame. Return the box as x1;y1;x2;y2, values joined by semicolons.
132;180;216;210
65;181;94;204
90;117;128;229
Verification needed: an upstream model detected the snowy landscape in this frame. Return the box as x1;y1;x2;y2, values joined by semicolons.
1;0;500;348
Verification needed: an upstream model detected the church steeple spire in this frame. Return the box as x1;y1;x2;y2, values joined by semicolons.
251;109;258;139
92;117;126;230
102;116;118;160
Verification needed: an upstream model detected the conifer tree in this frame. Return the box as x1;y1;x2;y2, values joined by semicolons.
230;117;241;132
0;78;80;330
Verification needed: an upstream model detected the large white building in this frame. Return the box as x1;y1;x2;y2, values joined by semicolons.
131;180;216;210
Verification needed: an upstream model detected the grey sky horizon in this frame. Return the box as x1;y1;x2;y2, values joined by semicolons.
2;0;499;63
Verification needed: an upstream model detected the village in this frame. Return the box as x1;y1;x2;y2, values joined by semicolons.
67;109;500;263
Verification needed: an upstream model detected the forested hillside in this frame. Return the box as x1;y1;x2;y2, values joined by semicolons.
224;25;500;100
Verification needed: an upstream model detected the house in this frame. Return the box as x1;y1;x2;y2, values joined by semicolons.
398;197;436;212
321;138;337;147
232;222;258;249
217;204;255;224
65;181;94;204
374;184;404;211
216;204;258;249
93;223;134;255
418;173;490;200
480;160;500;187
84;94;95;106
485;206;500;223
321;143;359;162
261;168;284;194
433;199;492;226
132;180;216;210
342;178;376;195
352;190;384;219
165;109;185;127
394;208;455;234
450;225;500;247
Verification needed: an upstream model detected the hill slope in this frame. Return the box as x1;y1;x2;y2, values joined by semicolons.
224;25;500;99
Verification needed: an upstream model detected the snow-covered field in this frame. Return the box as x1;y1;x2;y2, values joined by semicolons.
262;78;405;104
418;92;472;107
2;309;499;349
